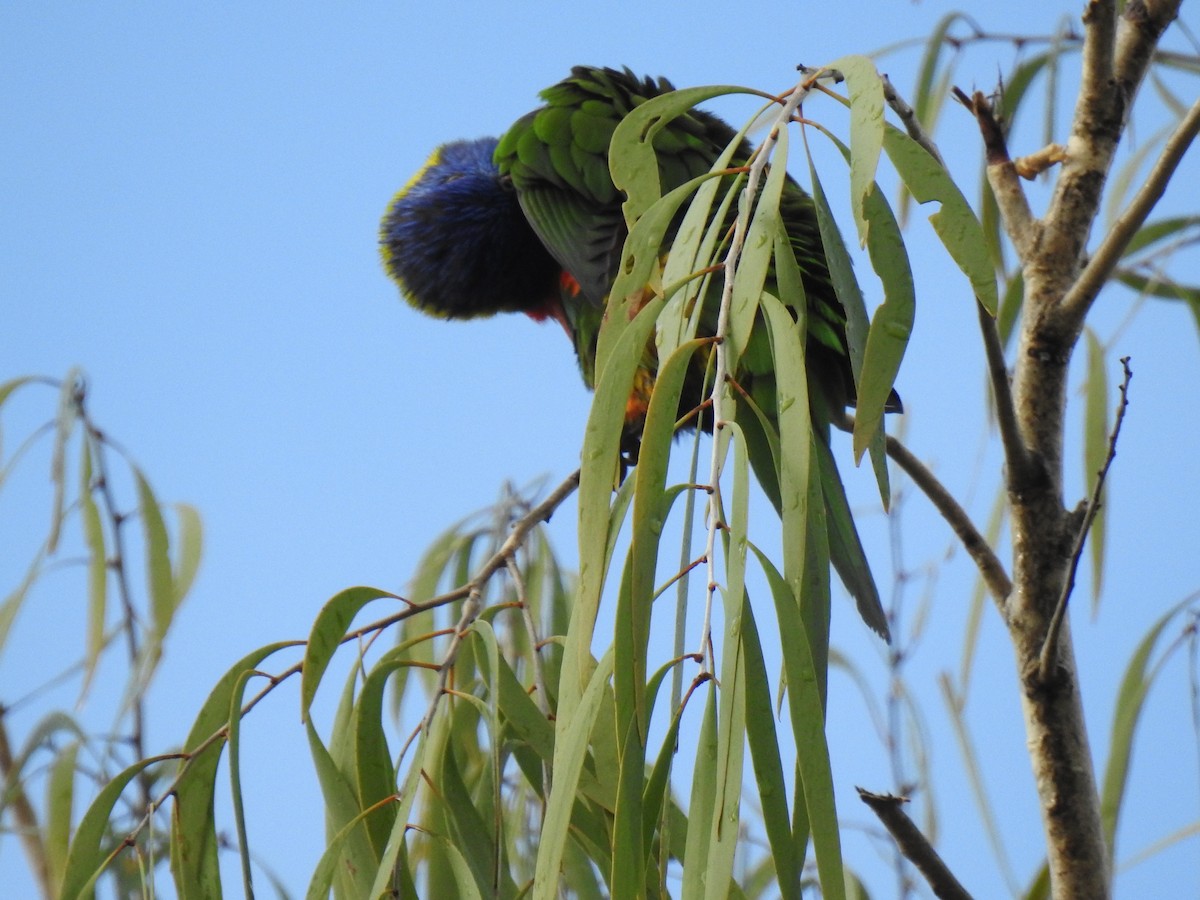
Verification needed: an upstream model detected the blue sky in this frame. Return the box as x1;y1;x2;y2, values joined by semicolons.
2;2;1198;896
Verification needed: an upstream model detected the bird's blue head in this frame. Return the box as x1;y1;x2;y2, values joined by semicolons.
380;138;561;319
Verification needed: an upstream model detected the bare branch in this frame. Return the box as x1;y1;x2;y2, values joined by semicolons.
1038;358;1132;682
837;413;1013;608
1040;0;1184;273
975;299;1042;495
954;88;1041;263
1061;96;1200;326
857;788;974;900
1081;0;1119;104
1114;0;1185;98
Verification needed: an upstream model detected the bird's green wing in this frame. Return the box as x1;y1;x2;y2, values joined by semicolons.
494;69;637;309
495;66;747;308
497;65;894;639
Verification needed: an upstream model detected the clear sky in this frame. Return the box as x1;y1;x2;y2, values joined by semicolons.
2;2;1198;897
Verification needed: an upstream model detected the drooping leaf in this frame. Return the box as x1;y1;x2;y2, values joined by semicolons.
854;180;914;463
751;545;846;900
532;648;615;900
171;642;296;900
741;598;801;897
78;440;106;701
703;425;749;900
883;124;998;314
827;55;885;247
134;467;175;648
44;741;80;897
609;84;757;226
172;503;203;605
1099;598;1196;856
682;684;720;900
60;756;172;900
300;586;402;721
47;370;81;554
305;719;377;898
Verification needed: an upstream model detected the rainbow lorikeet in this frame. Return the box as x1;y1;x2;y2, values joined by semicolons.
380;66;899;639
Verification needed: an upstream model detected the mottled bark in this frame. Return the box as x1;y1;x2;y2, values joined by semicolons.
967;1;1186;896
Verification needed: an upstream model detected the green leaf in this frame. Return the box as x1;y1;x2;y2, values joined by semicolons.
305;719;377;899
659;125;750;360
727;125;791;372
882;124;998;314
1113;269;1200;306
45;741;80;897
751;545;845;900
997;271;1024;349
625;338;708;731
682;685;719;900
572;295;662;715
804;140;862;349
60;756;171;900
639;655;693;856
170;642;295;900
609;84;756;226
78;440;106;702
172;503;203;604
134;467;176;647
1122;215;1200;257
0;375;40;411
912;14;975;135
1099;598;1196;856
300;585;402;721
533;648;615;900
441;739;511;898
854;180;914;463
366;725;436;899
602;174;716;367
227;667;257;898
759;293;811;606
827;55;885;247
47;369;81;554
741;600;801;897
0;561;40;658
697;426;751;900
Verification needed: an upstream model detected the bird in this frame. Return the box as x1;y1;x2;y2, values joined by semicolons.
379;65;899;639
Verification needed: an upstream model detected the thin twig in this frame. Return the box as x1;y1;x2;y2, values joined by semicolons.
77;385;153;812
882;75;946;167
1038;358;1132;683
1060;97;1200;327
838;415;1013;611
698;70;818;669
976;300;1039;491
401;469;581;762
857;788;974;900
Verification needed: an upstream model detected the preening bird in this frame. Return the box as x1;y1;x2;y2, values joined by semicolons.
380;65;900;639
